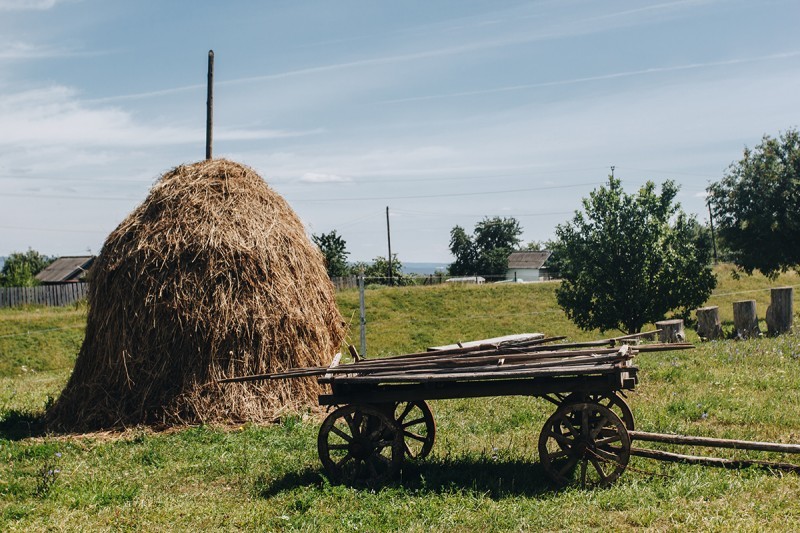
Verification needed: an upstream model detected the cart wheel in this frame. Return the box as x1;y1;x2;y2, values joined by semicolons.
318;404;403;487
538;402;631;488
563;392;635;430
394;400;436;460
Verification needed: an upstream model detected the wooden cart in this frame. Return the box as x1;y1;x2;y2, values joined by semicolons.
223;334;800;485
315;343;640;488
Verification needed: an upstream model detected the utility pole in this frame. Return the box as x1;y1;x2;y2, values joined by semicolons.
386;206;393;286
358;271;367;357
610;165;615;178
707;199;718;264
205;50;214;160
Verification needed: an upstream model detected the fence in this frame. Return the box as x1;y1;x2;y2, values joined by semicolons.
0;282;89;309
330;273;559;290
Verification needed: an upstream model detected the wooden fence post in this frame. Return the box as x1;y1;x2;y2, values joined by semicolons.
733;300;760;339
766;286;793;335
655;319;685;343
696;306;723;341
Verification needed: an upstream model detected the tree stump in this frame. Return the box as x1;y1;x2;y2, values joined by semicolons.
766;287;793;335
696;306;723;341
733;300;760;339
655;319;685;343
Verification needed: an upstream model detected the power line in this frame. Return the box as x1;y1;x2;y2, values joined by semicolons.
616;166;718;179
392;208;574;218
289;181;604;203
0;225;108;234
1;180;603;204
2;191;141;202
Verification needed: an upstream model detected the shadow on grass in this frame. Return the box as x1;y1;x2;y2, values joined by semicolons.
0;409;48;440
255;456;555;499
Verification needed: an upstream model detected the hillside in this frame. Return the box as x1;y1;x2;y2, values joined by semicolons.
2;264;800;531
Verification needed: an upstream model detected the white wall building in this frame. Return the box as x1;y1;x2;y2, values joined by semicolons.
505;251;552;282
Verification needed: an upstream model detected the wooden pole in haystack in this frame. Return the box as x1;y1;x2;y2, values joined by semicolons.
206;50;214;160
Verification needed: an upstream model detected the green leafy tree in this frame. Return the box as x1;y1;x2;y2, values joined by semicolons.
526;239;563;277
555;177;716;334
362;254;411;286
1;249;54;287
448;217;523;278
707;128;800;278
447;226;477;276
312;230;350;278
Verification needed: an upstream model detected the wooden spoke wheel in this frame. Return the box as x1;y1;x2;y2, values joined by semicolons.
538;402;631;488
563;392;635;430
318;404;403;487
394;400;436;460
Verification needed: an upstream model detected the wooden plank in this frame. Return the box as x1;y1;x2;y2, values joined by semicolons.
331;351;630;378
330;363;623;384
428;333;545;351
630;447;800;473
318;373;629;405
323;352;342;381
630;430;800;454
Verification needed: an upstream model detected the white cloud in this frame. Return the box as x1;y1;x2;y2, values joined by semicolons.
300;172;353;183
0;41;71;60
0;85;317;148
0;0;63;11
84;1;719;104
377;51;800;105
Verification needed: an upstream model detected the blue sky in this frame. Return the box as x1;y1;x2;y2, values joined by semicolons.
1;0;798;263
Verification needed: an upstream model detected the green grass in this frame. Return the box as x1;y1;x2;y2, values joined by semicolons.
0;302;86;377
2;265;800;531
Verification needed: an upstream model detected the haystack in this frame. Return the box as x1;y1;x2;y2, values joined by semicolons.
47;159;344;431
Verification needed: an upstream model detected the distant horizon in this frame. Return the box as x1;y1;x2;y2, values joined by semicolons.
0;255;449;276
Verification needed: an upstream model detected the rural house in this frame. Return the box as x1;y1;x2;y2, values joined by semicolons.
35;255;95;284
505;251;551;282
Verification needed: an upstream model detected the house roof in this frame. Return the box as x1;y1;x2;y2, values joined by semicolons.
35;256;95;283
507;251;552;269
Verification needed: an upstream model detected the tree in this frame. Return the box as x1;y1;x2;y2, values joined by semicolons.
707;128;800;278
1;249;54;287
448;217;523;278
360;254;412;286
312;230;350;278
526;238;563;277
555;177;716;334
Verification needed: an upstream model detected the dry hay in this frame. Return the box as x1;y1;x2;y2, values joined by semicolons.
47;159;344;431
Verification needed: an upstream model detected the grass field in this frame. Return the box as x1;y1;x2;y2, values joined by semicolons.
2;265;800;531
